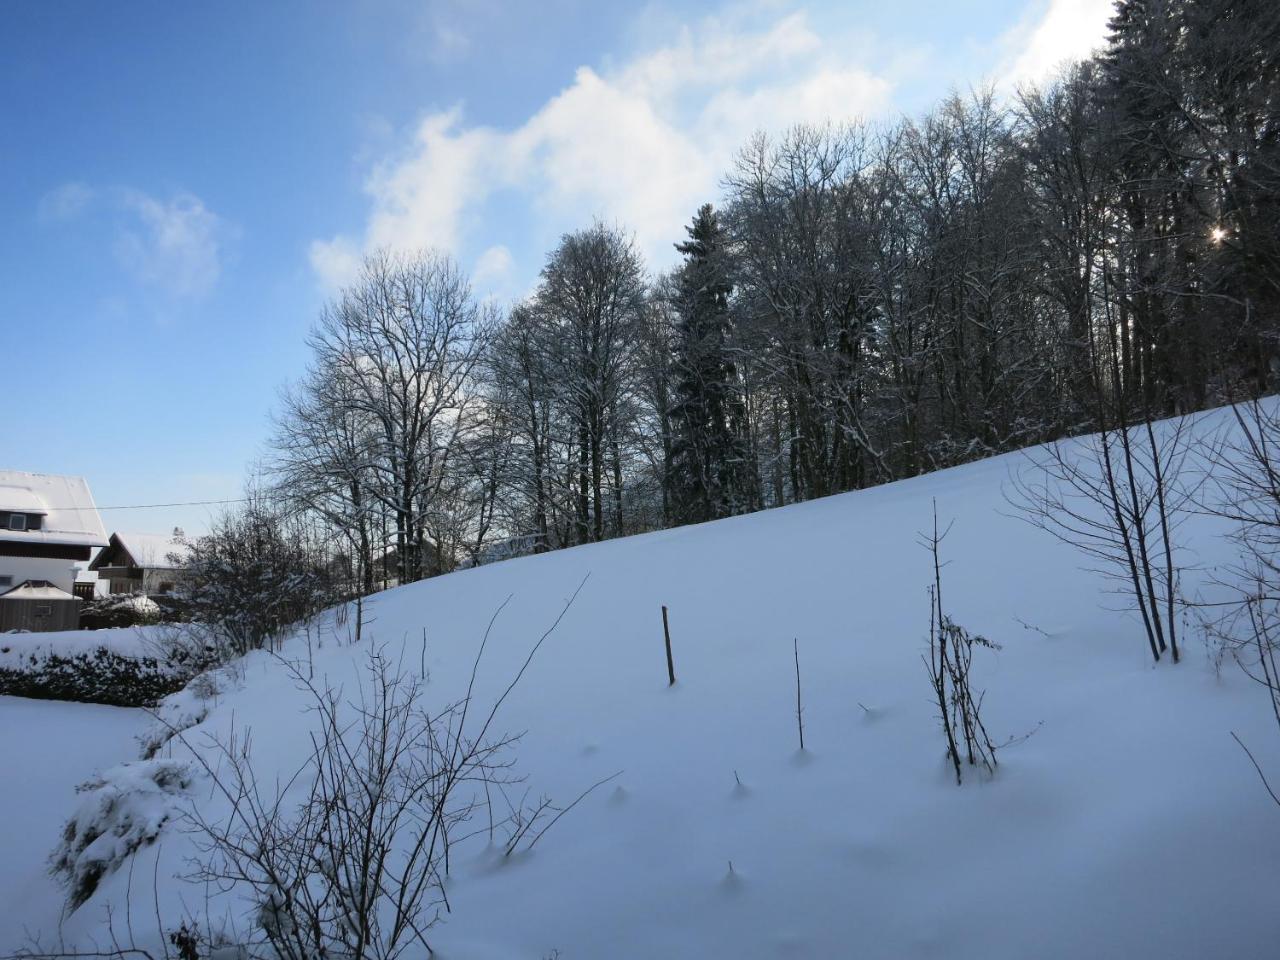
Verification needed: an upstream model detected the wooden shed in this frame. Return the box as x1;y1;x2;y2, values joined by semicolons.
0;580;81;632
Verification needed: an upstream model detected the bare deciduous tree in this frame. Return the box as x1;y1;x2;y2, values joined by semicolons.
308;250;494;585
532;223;647;544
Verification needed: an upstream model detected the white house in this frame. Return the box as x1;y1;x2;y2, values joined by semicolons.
0;470;109;596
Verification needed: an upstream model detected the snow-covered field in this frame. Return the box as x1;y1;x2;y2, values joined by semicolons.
4;403;1280;958
0;697;146;949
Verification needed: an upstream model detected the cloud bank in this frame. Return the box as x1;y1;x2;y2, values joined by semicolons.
310;9;893;292
999;0;1114;88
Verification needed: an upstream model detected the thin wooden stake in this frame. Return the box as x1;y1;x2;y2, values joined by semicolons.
662;605;676;686
794;637;805;751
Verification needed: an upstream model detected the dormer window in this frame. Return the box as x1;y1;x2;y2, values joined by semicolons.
0;511;44;531
3;512;41;531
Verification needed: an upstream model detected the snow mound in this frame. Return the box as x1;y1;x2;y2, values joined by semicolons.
51;759;192;909
138;663;241;759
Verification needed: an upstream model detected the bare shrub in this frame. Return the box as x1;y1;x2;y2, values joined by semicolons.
179;491;339;660
172;580;606;958
922;505;1001;784
1008;415;1195;664
1201;399;1280;805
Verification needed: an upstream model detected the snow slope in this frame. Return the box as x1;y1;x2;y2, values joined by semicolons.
8;403;1280;958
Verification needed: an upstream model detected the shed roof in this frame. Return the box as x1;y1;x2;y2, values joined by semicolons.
0;579;77;601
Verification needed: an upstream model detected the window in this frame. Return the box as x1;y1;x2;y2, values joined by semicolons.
34;604;51;617
0;575;12;588
8;514;27;531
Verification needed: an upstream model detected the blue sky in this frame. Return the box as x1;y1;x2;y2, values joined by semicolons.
1;0;1112;535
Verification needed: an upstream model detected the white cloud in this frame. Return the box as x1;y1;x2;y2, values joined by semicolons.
312;8;894;290
999;0;1114;89
309;234;364;293
38;182;229;299
701;66;891;152
514;65;716;261
363;108;502;256
473;244;514;289
37;181;95;222
114;190;227;299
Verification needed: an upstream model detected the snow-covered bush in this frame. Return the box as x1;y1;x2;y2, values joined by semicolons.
51;759;193;909
80;593;163;630
0;636;189;707
146;621;227;675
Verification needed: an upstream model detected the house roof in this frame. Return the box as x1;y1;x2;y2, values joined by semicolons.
0;579;77;601
92;531;191;570
0;471;108;549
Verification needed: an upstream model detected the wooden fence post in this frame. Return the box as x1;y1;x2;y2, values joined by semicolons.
662;605;676;686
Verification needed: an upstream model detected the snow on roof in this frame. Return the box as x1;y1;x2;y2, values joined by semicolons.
111;531;191;569
0;487;45;513
0;580;76;601
0;471;108;548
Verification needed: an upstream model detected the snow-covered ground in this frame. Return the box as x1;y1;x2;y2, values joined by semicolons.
4;403;1280;957
0;697;146;949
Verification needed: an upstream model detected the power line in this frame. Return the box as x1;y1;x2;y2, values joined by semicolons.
22;497;255;512
99;497;255;510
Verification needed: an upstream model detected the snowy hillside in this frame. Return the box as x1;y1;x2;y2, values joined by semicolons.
5;403;1280;959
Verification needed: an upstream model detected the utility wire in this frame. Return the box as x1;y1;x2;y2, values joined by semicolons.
98;498;254;511
15;497;256;512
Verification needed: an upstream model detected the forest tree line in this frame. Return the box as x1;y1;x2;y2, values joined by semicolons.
242;0;1279;595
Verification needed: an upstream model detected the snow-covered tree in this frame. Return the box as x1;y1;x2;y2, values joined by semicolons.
533;223;647;543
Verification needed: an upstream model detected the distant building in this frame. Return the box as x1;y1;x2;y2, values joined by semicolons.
73;567;108;601
0;470;108;631
89;530;191;595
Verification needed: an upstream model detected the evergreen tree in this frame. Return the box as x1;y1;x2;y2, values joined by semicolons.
668;204;754;523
